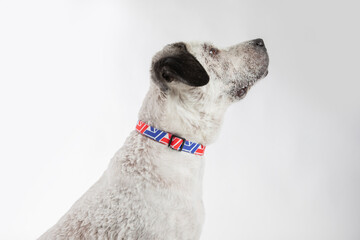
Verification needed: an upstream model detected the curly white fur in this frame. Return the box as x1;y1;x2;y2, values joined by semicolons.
39;40;269;240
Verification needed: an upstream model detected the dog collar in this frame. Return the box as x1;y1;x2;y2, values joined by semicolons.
136;120;206;156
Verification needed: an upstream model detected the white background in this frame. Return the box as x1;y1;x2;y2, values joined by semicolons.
0;0;359;239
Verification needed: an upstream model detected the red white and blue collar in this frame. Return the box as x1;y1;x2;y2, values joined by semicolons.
136;120;206;156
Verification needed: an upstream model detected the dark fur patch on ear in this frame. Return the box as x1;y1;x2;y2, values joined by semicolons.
153;45;209;88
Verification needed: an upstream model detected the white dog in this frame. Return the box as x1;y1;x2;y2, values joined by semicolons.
39;39;269;240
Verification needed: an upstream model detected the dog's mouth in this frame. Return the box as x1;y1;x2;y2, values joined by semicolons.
236;86;249;98
233;70;268;99
232;69;268;100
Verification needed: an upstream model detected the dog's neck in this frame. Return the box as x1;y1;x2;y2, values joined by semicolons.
138;82;228;146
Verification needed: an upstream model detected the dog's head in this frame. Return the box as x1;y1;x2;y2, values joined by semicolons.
145;40;269;144
151;39;269;103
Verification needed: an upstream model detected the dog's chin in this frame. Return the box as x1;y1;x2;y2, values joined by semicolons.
251;69;269;85
261;69;269;78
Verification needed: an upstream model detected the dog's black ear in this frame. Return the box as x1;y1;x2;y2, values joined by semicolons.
154;52;209;87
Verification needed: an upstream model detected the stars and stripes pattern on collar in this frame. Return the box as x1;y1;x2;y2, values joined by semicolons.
135;120;206;156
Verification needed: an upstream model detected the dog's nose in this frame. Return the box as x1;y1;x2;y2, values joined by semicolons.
252;38;265;47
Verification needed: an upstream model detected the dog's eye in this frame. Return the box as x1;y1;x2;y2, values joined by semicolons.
209;47;219;56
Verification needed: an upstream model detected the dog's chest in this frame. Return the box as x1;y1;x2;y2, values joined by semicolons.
140;183;205;239
101;142;206;239
137;152;205;238
91;178;205;239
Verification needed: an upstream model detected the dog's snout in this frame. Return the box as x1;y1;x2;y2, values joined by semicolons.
252;38;265;47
